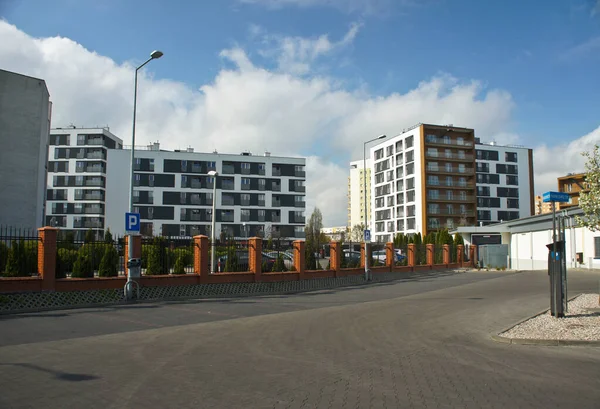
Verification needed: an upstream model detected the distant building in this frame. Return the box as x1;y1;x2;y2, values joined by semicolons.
0;69;52;230
347;159;372;229
534;195;553;215
557;172;587;210
321;226;348;241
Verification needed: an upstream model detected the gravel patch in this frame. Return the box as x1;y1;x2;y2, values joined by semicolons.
501;294;600;341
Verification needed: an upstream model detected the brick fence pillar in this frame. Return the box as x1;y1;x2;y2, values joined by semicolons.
426;244;434;266
385;242;394;271
360;242;366;268
124;235;142;277
443;244;450;266
407;243;415;267
329;241;341;277
457;244;464;265
249;237;262;281
193;235;209;279
293;240;305;279
38;227;58;291
469;245;478;267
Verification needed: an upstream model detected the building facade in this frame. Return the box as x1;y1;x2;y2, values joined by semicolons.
321;226;348;242
347;159;372;229
557;172;587;210
474;140;534;225
105;146;306;240
365;124;535;243
0;69;52;230
534;195;553;215
45;127;123;239
369;124;478;243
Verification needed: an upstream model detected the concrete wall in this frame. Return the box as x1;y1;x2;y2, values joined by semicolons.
0;70;50;230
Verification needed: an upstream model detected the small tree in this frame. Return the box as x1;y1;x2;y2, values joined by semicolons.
272;254;287;272
104;228;114;244
224;241;239;272
576;145;599;230
98;244;119;277
0;242;8;273
172;254;186;275
4;241;23;277
72;248;94;278
84;229;95;244
146;240;162;275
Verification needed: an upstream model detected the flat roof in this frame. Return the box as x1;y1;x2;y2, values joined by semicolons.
0;69;49;94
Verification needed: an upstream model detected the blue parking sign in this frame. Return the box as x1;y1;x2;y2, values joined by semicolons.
364;229;371;242
125;212;140;232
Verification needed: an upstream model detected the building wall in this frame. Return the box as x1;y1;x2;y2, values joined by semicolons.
557;173;586;210
348;159;371;229
0;70;51;230
475;143;534;225
45;128;122;239
105;149;306;240
534;195;553;215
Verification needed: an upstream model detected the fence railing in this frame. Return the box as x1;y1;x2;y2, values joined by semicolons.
0;226;39;277
56;235;125;278
208;239;250;273
142;237;194;275
263;239;295;272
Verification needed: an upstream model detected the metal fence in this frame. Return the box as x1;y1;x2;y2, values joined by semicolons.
433;244;444;265
415;244;428;265
395;244;409;266
0;226;39;277
371;243;386;266
142;237;195;275
56;232;125;278
208;239;250;273
263;239;294;272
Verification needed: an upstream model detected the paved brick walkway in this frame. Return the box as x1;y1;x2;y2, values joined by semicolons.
1;270;599;408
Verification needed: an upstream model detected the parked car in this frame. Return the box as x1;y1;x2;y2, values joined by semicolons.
373;250;406;264
264;251;294;270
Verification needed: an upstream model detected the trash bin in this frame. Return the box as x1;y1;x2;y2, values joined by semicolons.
127;258;142;279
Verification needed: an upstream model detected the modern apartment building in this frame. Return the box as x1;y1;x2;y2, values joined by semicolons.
105;145;306;240
557;172;587;210
0;69;52;230
369;123;478;243
474;140;534;225
365;123;535;243
347;159;372;229
45;127;123;239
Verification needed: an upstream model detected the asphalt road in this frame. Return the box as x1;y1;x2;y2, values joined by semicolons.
1;270;599;409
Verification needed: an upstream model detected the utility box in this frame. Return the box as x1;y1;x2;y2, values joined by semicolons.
127;258;142;279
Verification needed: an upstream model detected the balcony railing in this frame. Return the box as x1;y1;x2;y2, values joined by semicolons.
295;170;306;177
294;201;306;208
294;185;306;192
87;151;105;160
221;214;234;222
84;206;103;214
86;138;103;145
425;137;474;147
427;195;475;202
272;184;281;192
86;179;104;187
271;216;281;223
272;200;281;207
222;198;235;206
428;210;475;217
426;180;474;188
258;200;265;207
272;168;282;177
222;164;235;174
426;167;475;175
425;151;474;161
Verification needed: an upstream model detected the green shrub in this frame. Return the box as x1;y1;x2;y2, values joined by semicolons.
224;244;239;272
3;240;37;277
98;244;119;277
145;244;162;275
72;249;94;278
0;242;8;273
79;243;103;271
56;248;78;278
172;254;186;275
272;254;286;272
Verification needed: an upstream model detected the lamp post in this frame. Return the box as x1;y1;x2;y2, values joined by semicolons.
128;50;163;267
363;134;387;280
208;170;218;273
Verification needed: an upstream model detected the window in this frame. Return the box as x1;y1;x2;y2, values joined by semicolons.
180;192;187;204
387;221;395;232
476;174;500;184
446;190;454;200
149;174;154;187
406;163;414;175
207;161;216;170
497;211;519;221
446;204;454;214
428;162;439;172
426;134;437;143
396;193;404;204
458;164;466;173
242;162;250;170
428;189;439;199
387;170;394;182
445;149;452;158
149;159;155;172
476;149;499;161
396;206;405;218
76;175;84;186
397;220;405;231
386;145;394;156
507;198;519;209
428;204;440;214
459;191;467;200
180;208;186;221
258;209;266;221
428;218;440;229
375;198;385;208
406;151;414;163
505;152;518;162
133;190;140;203
77;134;85;145
506;175;519;185
406;190;415;202
457;137;464;145
446;176;453;187
387;196;394;207
458;177;467;187
241;193;250;205
374;148;384;160
258;194;265;206
396;153;404;165
258;163;266;175
407;218;416;230
76;161;85;172
375;222;385;232
427;148;438;158
181;175;188;187
458;150;465;159
135;174;141;186
427;175;439;186
477;186;490;196
476;162;489;173
395;141;403;151
445;163;452;172
443;135;451;144
405;136;414;148
75;203;83;214
396;167;404;179
375;173;385;184
497;187;519;198
181;160;187;172
396;180;404;191
242;178;251;190
241;209;250;222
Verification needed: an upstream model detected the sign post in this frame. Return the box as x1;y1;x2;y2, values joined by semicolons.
124;212;141;300
542;192;570;317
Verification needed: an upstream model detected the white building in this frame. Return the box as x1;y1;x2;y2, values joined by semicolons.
105;145;306;240
321;226;348;241
46;127;123;239
348;159;372;229
453;207;600;270
474;138;534;225
0;70;52;230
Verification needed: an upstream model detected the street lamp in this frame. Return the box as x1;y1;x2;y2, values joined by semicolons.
208;170;218;273
363;134;386;280
127;50;163;269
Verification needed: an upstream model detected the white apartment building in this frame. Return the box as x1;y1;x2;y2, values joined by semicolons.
361;123;534;243
347;159;372;229
105;146;307;240
321;226;348;241
474;139;534;225
45;127;123;239
0;70;52;230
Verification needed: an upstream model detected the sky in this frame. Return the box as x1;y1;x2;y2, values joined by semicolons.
1;0;600;226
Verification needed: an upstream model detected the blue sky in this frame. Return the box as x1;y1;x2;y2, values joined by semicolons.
4;0;599;141
1;0;600;224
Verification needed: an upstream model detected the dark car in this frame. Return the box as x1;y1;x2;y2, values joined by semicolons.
215;250;276;272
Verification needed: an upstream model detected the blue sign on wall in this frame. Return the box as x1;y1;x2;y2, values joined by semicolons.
364;229;371;242
125;212;140;232
542;191;570;203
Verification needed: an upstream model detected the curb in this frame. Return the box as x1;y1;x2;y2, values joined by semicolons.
491;293;600;347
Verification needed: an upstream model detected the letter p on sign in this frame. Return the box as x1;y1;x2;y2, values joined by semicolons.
125;212;140;232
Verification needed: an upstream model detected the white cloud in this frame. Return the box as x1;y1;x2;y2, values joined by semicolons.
254;22;362;75
562;36;600;60
2;20;593;226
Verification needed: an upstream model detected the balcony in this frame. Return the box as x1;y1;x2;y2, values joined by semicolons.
425;137;474;148
272;183;281;192
222;197;235;206
190;196;202;205
86;179;104;187
427;209;476;217
191;164;202;173
86;137;103;146
426;180;474;189
87;151;105;160
241;199;250;206
426;166;475;175
427;195;475;202
292;216;306;224
272;199;281;207
294;201;306;208
295;170;306;177
222;164;235;174
258;200;265;207
272;168;282;177
221;214;234;223
87;166;104;173
271;216;281;223
294;185;306;192
222;181;235;190
190;213;202;221
84;206;103;214
241;184;251;191
191;180;202;189
425;151;474;161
